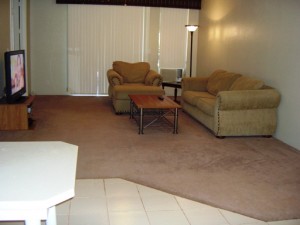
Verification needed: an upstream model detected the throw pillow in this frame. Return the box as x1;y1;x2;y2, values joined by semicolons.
229;76;264;90
207;70;241;96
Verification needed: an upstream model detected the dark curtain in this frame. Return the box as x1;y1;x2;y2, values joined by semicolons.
56;0;201;9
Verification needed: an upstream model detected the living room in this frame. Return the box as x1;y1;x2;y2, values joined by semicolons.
1;0;298;151
0;0;300;225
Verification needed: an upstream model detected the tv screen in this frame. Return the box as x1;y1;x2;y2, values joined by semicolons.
4;50;26;103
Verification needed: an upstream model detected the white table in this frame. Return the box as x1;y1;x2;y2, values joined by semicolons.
0;141;78;225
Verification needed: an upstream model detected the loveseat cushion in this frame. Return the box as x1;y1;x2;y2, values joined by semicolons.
196;98;216;116
229;76;264;90
207;70;241;96
182;91;216;106
113;61;150;83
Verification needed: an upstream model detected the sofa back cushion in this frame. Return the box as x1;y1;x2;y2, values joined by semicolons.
229;76;264;90
113;61;150;83
207;70;241;95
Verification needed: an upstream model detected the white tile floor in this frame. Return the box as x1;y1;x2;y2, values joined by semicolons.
1;178;300;225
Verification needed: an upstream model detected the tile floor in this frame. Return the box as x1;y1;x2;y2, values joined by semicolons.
1;178;299;225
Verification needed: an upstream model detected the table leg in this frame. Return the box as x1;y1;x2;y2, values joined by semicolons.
174;88;178;102
46;206;57;225
139;108;144;134
173;108;179;134
130;99;133;119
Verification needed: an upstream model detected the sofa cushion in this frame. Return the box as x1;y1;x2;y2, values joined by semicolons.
182;91;216;106
207;70;241;96
196;98;216;116
229;76;264;90
113;61;150;83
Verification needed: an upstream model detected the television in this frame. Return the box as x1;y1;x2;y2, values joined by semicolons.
4;50;27;103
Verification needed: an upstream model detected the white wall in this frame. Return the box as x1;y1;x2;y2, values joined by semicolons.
197;0;300;150
30;0;68;95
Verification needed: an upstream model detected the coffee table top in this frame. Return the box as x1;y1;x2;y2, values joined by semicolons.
129;95;181;109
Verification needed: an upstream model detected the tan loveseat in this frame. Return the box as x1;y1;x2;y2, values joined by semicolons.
181;70;281;137
107;61;165;113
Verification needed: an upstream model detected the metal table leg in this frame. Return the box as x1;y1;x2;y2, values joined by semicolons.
173;108;179;134
174;88;178;102
130;99;133;119
139;108;144;134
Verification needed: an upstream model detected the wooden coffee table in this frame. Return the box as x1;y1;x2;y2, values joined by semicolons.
129;95;181;134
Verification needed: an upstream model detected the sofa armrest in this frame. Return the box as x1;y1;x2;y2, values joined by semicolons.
181;77;209;92
145;70;163;86
216;89;281;110
107;69;124;86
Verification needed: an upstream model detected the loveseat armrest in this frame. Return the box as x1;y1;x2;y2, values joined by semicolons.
107;69;124;86
181;77;209;92
216;89;281;110
145;70;163;86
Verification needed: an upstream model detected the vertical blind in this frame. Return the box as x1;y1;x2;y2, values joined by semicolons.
158;8;188;70
67;5;197;95
68;5;145;94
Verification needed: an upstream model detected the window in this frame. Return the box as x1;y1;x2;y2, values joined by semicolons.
158;7;188;70
68;5;145;94
67;5;197;95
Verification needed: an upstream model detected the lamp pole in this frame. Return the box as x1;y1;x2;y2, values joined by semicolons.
185;25;198;77
189;31;194;77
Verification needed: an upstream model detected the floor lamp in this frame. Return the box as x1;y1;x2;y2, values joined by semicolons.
185;25;199;77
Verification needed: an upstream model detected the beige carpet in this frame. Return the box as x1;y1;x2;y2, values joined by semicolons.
0;95;300;222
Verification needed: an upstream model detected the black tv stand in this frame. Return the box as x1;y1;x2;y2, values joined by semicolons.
0;97;6;104
14;96;28;104
0;96;28;104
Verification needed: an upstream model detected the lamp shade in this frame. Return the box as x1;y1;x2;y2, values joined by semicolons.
185;25;198;32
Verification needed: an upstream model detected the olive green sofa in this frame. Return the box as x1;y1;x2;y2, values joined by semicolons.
181;70;281;137
107;61;165;113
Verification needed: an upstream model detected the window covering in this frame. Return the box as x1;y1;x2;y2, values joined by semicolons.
67;5;145;95
158;8;188;70
67;5;198;95
57;0;201;9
